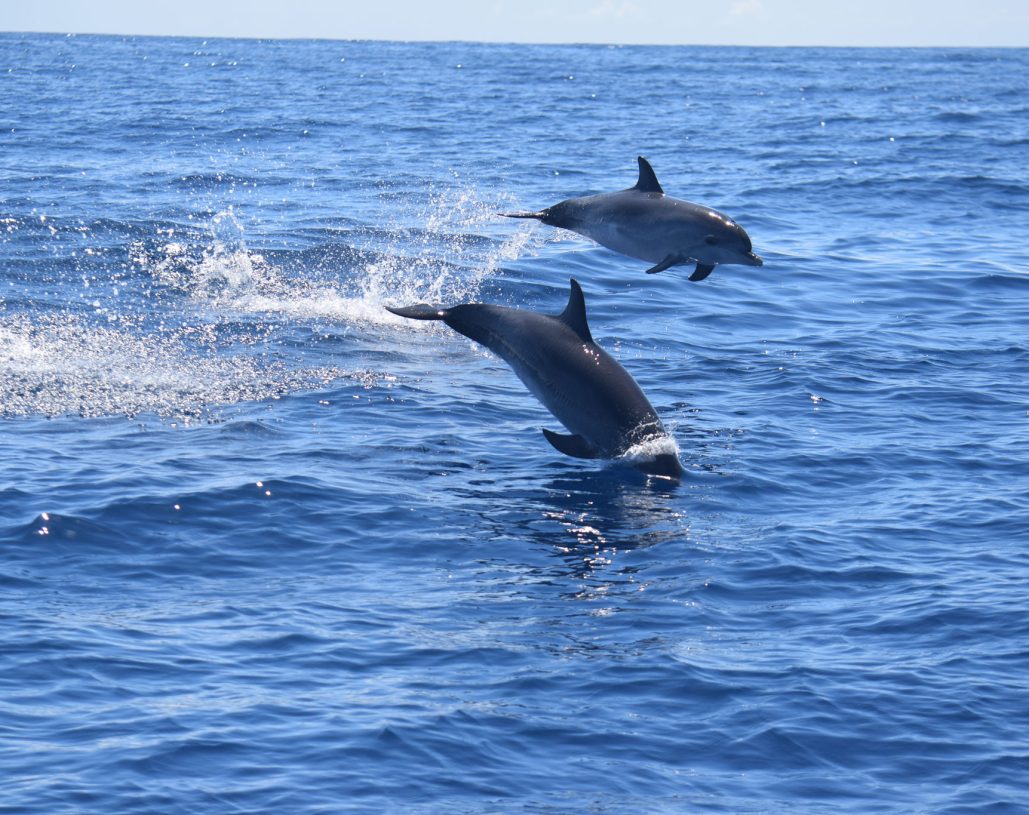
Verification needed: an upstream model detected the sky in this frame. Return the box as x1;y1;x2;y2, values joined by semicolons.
2;0;1028;47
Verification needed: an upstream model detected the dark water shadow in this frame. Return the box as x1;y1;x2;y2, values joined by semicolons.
452;461;695;591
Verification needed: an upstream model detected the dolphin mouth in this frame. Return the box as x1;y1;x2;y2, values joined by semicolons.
622;433;683;479
746;252;764;267
642;452;684;480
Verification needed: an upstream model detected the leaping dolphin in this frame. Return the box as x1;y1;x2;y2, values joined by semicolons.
386;279;683;479
504;156;762;281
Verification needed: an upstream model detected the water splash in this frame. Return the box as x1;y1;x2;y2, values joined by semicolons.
621;432;682;473
340;185;539;316
0;312;352;420
139;208;280;308
2;186;535;419
143;190;539;325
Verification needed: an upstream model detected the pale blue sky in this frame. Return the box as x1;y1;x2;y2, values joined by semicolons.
2;0;1028;46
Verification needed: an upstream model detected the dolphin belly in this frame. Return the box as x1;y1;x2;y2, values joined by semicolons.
574;217;669;265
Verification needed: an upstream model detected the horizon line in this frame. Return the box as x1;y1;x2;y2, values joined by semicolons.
1;29;1025;50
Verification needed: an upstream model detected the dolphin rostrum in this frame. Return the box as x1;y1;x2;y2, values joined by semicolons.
386;279;683;479
504;156;763;281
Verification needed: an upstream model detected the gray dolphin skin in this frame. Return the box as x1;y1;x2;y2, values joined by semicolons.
504;156;763;281
386;279;683;479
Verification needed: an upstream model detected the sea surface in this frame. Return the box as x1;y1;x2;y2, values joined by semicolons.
1;33;1027;814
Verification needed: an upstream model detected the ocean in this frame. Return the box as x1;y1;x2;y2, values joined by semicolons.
1;33;1027;813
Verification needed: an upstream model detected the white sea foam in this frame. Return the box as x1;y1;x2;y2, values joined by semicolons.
620;432;682;471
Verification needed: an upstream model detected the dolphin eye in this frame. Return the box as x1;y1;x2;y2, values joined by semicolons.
704;235;718;246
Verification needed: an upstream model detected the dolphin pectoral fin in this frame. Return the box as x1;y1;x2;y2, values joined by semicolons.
643;255;682;275
689;262;716;282
385;304;448;321
542;428;599;459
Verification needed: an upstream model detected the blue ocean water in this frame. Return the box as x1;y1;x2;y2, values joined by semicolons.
1;32;1028;812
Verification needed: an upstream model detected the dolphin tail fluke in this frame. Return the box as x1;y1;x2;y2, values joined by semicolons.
385;304;448;321
542;428;599;459
501;210;547;220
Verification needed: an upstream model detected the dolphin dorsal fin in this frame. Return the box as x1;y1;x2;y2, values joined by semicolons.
558;278;593;344
634;156;664;194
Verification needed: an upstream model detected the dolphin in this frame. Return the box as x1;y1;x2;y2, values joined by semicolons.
386;279;683;479
504;156;762;281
